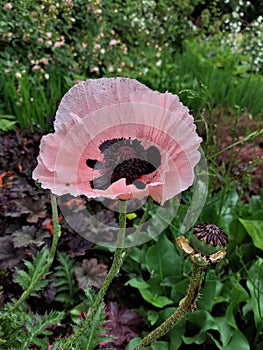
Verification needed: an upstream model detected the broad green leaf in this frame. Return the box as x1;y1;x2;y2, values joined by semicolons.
239;219;263;251
145;234;181;279
183;310;219;344
126;278;173;308
247;258;263;329
139;289;173;308
225;276;249;328
151;341;169;350
126;278;149;291
171;279;189;304
210;328;250;350
146;310;159;326
127;337;169;350
197;269;218;311
215;316;234;346
225;330;250;350
248;194;263;213
126;337;141;350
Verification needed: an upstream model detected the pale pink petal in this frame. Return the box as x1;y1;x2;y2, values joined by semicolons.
33;78;202;204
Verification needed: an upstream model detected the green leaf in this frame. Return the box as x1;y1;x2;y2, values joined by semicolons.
126;213;137;220
145;234;181;279
146;310;159;326
126;337;141;350
126;278;173;308
183;310;219;344
14;247;49;293
209;327;250;350
247;258;263;329
225;276;249;328
54;252;79;307
197;270;219;311
224;329;250;350
239;219;263;250
0;115;16;131
151;341;169;350
20;311;64;350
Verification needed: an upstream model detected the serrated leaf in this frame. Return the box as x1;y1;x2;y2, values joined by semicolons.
14;247;49;293
103;301;142;347
21;311;64;350
15;270;32;290
12;226;49;248
16;197;47;223
75;258;108;289
54;252;79;307
0;236;25;269
55;294;73;303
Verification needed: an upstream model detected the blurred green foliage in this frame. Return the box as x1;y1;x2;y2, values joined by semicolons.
0;0;263;129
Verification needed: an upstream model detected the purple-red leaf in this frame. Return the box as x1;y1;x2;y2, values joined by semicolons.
101;301;143;348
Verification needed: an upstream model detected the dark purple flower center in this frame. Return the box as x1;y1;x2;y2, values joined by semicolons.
86;138;161;190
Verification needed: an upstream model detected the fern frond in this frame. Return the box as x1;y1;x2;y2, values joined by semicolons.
54;252;79;307
15;246;50;294
71;301;111;350
0;302;27;349
0;300;64;350
52;290;111;350
20;310;65;350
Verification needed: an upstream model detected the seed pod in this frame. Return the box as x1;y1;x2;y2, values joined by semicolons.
191;223;228;256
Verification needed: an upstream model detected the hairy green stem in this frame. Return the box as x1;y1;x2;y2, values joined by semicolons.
124;196;153;258
133;264;203;350
61;200;127;349
10;192;61;312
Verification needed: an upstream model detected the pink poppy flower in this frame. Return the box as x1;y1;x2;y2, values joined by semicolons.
33;78;202;205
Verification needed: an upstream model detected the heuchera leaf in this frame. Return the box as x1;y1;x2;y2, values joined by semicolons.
63;232;94;258
12;226;50;248
16;197;47;223
102;301;143;347
75;258;108;289
0;236;25;269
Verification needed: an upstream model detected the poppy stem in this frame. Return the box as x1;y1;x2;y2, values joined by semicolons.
9;192;61;313
124;196;153;258
61;200;127;349
132;264;203;350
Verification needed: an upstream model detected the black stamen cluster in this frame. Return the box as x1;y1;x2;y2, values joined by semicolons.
86;138;161;190
193;223;228;247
